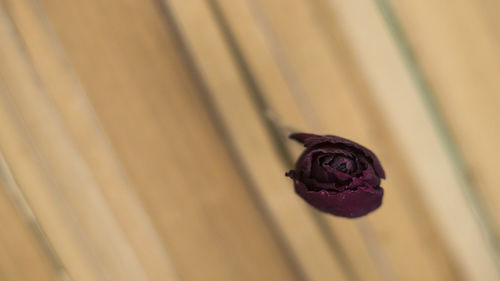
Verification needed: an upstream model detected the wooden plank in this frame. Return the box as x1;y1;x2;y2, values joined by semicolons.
475;0;500;48
160;1;351;281
208;1;385;281
387;0;500;244
2;1;181;281
28;0;301;281
327;1;500;280
211;0;462;281
0;177;59;281
2;0;496;281
0;90;104;281
304;1;462;280
0;6;157;281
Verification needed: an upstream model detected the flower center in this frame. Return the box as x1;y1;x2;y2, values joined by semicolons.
329;155;355;174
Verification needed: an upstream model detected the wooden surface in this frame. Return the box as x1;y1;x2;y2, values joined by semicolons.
0;0;499;280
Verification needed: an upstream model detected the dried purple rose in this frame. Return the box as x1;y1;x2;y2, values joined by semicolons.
286;133;385;218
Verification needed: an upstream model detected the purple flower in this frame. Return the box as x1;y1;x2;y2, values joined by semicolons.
286;133;385;218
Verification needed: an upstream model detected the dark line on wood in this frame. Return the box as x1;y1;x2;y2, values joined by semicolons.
206;0;295;167
153;1;307;281
202;1;359;280
0;5;73;280
0;154;71;281
375;0;500;269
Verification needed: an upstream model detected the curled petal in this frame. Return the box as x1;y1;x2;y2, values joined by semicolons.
296;151;314;178
357;157;381;187
291;133;385;179
294;180;383;218
311;159;334;183
300;148;358;181
332;169;352;182
302;177;341;192
285;170;297;179
288;132;385;218
289;133;319;144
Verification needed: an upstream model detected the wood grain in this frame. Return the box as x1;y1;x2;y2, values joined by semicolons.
5;0;301;280
207;0;463;280
0;175;59;281
161;1;349;280
388;0;500;244
0;0;498;280
330;1;499;280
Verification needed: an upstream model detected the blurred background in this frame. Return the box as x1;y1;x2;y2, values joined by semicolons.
1;0;499;281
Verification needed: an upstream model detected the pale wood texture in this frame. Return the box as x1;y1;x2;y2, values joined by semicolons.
0;176;59;281
0;0;499;281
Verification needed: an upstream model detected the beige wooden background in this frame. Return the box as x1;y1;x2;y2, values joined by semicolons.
1;0;500;281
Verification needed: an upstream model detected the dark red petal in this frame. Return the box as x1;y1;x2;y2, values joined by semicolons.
295;133;385;179
311;155;334;183
285;170;296;179
331;169;352;182
296;151;314;178
325;135;385;179
294;180;383;218
302;176;342;192
289;133;320;144
357;158;381;186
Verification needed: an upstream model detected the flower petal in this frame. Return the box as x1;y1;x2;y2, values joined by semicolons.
294;180;383;218
289;133;319;144
292;133;385;179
